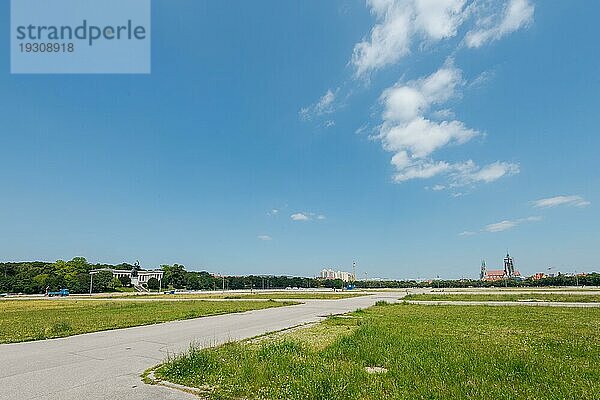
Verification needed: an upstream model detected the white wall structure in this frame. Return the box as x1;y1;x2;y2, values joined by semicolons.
90;268;163;286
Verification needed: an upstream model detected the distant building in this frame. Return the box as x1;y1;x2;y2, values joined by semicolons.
531;272;546;280
90;268;163;287
504;253;516;277
482;269;506;281
319;268;355;282
480;253;521;281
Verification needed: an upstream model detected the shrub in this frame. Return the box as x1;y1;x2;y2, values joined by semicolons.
147;277;160;290
119;275;131;287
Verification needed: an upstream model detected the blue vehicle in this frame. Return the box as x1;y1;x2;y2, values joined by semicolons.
48;288;70;297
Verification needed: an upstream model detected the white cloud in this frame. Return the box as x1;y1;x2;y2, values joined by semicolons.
290;212;326;221
449;160;520;186
465;0;534;48
459;230;476;236
432;108;455;119
485;219;518;232
375;63;519;187
312;0;533;187
383;118;478;159
352;0;468;78
469;70;495;88
267;209;280;217
352;0;534;78
257;235;272;241
393;160;451;182
291;213;310;221
299;89;338;120
379;63;478;164
316;89;336;113
484;215;541;233
381;61;463;125
324;120;336;128
531;195;591;209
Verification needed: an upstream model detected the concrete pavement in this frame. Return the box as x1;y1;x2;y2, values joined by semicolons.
0;292;403;400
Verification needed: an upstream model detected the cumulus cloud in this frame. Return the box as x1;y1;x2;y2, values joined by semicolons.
531;195;591;209
378;63;476;160
484;216;541;233
449;160;520;186
352;0;468;78
290;212;326;222
291;213;310;221
300;89;338;120
352;0;534;78
375;62;519;186
301;1;533;188
465;0;534;48
257;235;272;241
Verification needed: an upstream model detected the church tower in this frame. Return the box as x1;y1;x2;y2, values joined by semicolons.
503;253;515;277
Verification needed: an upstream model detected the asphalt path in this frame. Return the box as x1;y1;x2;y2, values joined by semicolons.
0;292;403;400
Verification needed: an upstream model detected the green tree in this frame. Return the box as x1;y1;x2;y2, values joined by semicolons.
110;277;123;290
162;264;187;289
92;271;113;293
118;275;131;287
147;277;160;291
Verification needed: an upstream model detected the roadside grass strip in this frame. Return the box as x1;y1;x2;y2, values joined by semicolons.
404;293;600;303
153;303;600;400
0;299;295;343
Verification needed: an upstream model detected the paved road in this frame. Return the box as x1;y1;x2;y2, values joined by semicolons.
0;292;403;400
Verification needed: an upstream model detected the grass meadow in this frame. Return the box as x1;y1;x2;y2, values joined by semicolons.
155;303;600;400
404;293;600;303
0;299;294;344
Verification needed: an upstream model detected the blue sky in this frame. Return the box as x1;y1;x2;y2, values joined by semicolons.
1;1;598;279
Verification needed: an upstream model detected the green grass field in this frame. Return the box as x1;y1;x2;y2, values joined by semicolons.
0;299;294;344
405;293;600;303
155;303;600;400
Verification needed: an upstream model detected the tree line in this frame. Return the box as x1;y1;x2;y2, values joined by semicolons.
0;258;339;294
353;274;600;288
1;257;598;294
